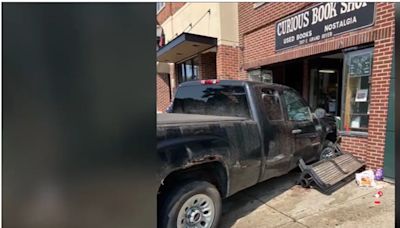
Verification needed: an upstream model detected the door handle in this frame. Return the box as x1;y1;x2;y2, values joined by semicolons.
292;129;302;134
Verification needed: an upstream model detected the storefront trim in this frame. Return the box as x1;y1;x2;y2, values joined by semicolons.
339;131;368;137
243;26;392;70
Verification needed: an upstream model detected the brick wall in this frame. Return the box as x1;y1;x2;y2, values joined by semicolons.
238;2;314;78
238;3;395;168
239;3;313;38
366;3;395;169
157;3;186;25
217;45;241;80
341;136;368;161
157;73;171;112
199;52;216;79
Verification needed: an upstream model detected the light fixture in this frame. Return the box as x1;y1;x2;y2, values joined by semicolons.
319;69;335;74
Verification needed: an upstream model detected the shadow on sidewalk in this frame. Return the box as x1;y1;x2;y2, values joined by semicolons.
219;170;301;228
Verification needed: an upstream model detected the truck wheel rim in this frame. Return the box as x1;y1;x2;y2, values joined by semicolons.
177;194;215;228
321;147;336;160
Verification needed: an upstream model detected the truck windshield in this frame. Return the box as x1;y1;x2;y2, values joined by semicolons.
172;85;251;118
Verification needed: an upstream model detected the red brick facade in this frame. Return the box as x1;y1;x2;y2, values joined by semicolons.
157;73;171;112
238;3;395;169
199;52;217;79
341;137;368;161
238;3;313;78
217;45;241;80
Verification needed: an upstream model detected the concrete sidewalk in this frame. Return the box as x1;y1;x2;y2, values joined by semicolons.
220;171;394;228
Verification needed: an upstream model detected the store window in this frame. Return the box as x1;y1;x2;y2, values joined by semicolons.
177;57;199;83
341;47;373;133
156;2;165;14
248;69;273;83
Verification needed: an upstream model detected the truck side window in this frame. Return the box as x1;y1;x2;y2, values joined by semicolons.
261;89;283;121
283;90;312;122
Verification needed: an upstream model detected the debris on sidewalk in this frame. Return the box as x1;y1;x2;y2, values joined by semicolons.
297;153;364;194
375;168;384;181
372;189;384;205
355;170;376;187
373;190;383;198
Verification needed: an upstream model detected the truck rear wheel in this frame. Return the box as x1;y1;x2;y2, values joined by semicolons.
160;181;221;228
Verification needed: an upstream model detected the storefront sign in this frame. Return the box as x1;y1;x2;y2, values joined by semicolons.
275;3;375;51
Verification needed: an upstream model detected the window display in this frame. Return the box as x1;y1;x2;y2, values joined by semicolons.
342;47;373;132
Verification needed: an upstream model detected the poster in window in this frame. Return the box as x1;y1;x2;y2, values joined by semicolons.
349;52;372;77
351;116;361;128
355;89;368;102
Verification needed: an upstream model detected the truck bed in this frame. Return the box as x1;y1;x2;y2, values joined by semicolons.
157;112;262;196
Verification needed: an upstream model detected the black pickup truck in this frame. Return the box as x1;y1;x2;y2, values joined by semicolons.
157;80;336;228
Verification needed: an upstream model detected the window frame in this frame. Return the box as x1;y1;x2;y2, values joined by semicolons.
177;57;200;84
340;47;373;135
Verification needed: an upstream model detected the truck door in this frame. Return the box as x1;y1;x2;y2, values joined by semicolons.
282;89;321;168
257;87;293;181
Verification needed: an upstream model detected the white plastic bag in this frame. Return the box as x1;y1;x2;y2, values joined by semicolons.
355;170;376;187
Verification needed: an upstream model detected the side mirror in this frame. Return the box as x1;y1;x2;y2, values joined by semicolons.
314;108;326;119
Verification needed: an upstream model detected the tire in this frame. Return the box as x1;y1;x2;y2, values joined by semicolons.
319;141;337;160
159;181;221;228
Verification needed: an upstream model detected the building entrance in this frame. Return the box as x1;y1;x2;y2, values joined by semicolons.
308;52;344;117
258;47;373;133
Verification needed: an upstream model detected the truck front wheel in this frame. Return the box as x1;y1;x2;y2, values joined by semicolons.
160;181;221;228
319;140;342;160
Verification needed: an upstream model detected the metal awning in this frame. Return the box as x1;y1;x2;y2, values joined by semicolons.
157;33;217;63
